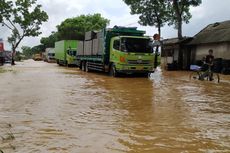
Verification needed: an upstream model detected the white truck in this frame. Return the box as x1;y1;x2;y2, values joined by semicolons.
44;48;55;63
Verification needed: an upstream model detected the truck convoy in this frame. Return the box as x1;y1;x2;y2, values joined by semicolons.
55;40;78;66
76;26;155;76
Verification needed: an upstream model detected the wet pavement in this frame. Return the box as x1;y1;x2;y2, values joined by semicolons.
0;60;229;153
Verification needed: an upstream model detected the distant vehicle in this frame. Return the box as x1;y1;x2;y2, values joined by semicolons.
55;40;77;66
44;48;55;63
0;38;5;65
0;52;4;65
33;54;42;61
3;51;12;63
76;26;155;77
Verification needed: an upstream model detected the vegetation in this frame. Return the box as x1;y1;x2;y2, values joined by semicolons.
123;0;202;39
123;0;168;37
168;0;202;39
21;46;33;59
40;32;59;48
21;45;44;59
40;13;109;49
0;0;48;65
57;14;110;40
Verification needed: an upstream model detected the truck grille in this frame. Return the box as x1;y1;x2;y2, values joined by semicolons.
127;60;151;65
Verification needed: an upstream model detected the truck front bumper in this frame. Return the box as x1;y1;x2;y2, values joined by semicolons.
116;64;154;74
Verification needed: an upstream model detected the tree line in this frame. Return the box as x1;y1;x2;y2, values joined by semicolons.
20;13;109;59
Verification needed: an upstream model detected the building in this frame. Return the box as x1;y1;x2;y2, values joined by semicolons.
161;20;230;73
189;20;230;73
189;20;230;61
161;37;192;70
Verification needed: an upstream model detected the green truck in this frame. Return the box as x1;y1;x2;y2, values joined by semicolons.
55;40;78;66
76;26;155;76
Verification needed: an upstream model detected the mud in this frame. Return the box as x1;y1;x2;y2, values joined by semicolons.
0;60;229;153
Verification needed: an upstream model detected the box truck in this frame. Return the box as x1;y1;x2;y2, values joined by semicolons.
76;26;155;76
44;48;55;63
55;40;78;66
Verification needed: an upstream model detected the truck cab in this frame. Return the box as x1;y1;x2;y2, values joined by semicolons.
109;36;154;75
105;27;155;76
66;48;77;66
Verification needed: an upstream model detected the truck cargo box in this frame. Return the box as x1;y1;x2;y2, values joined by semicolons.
84;40;92;55
92;39;99;55
96;30;104;39
77;41;84;56
55;40;78;65
92;38;103;55
85;31;96;41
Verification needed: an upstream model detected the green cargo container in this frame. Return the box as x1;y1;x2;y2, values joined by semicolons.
55;40;78;66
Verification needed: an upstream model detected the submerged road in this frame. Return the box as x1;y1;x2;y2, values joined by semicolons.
0;60;230;153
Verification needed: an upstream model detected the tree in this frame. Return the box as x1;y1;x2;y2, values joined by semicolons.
57;13;110;40
123;0;168;37
0;0;48;65
31;44;44;54
40;31;59;48
21;46;32;59
168;0;201;39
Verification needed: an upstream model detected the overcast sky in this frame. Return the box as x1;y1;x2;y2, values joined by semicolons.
1;0;230;51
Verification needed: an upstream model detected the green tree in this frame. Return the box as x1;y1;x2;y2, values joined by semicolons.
21;46;32;59
168;0;202;39
40;31;59;48
123;0;168;37
0;0;48;65
57;13;110;40
31;44;44;54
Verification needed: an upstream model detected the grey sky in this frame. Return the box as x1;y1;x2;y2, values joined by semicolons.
0;0;230;51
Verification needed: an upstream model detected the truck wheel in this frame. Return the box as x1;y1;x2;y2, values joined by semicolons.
110;64;119;77
81;61;86;71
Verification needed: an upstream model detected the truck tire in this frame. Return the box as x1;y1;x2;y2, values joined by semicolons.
109;64;119;77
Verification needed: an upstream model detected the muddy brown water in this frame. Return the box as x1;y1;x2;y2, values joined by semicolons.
0;60;229;153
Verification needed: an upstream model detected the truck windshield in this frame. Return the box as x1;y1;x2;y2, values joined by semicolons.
121;38;152;53
48;53;55;56
67;50;76;56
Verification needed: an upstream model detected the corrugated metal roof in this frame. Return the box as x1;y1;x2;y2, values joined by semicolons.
189;20;230;45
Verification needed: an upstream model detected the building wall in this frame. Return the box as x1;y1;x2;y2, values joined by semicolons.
195;42;230;60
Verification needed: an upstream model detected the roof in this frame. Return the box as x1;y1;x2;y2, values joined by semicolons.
162;37;193;45
189;20;230;45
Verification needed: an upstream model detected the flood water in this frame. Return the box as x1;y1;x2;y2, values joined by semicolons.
0;60;229;153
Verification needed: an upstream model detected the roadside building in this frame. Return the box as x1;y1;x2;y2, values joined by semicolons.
161;37;192;70
161;20;230;74
189;20;230;74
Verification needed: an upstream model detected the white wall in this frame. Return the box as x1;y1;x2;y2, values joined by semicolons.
195;42;230;60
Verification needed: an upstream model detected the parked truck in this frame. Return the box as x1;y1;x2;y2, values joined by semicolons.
44;48;55;63
55;40;78;66
33;53;42;61
76;26;155;76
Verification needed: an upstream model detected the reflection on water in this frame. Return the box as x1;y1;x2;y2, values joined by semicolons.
0;60;229;153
